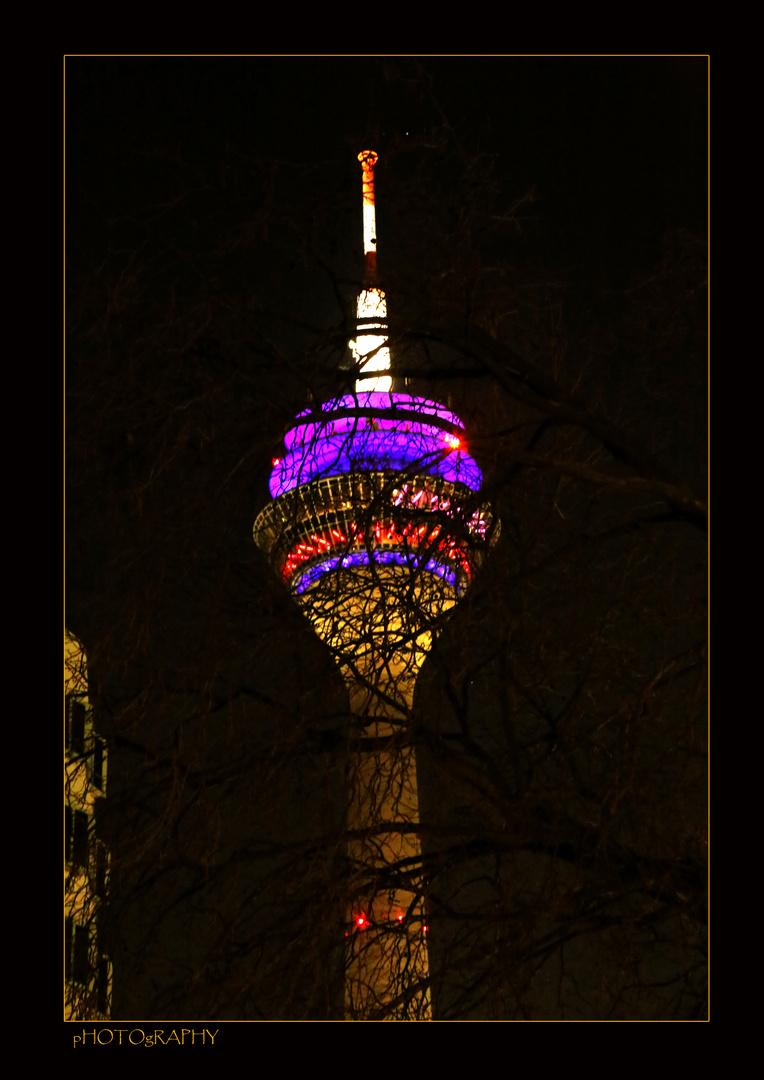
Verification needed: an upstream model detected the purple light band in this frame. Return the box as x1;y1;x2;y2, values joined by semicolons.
293;549;460;595
270;393;482;499
270;432;480;498
284;415;458;452
296;392;464;428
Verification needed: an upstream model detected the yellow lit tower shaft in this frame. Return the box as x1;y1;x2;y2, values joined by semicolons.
254;151;494;1019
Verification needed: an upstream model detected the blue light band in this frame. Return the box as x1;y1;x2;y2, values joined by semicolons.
293;548;460;595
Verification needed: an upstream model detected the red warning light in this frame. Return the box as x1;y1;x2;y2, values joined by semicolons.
355;913;370;930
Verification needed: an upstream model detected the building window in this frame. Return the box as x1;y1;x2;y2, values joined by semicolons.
65;917;90;985
97;958;111;1015
94;841;108;898
66;694;87;757
66;694;106;792
91;738;105;791
65;806;90;867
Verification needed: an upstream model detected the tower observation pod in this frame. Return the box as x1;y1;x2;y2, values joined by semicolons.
253;151;497;1020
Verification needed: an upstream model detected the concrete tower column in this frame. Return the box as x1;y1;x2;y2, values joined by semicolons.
301;563;455;1018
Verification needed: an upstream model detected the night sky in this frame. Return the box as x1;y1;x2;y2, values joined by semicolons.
68;56;706;269
65;56;707;1023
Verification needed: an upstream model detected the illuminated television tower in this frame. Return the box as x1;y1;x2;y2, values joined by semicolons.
254;151;495;1020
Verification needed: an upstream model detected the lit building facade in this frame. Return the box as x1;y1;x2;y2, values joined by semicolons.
65;630;111;1019
253;152;495;1019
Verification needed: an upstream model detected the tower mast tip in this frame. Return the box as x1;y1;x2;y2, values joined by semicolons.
354;149;390;391
358;150;379;286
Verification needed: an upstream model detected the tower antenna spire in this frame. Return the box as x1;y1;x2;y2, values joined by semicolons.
358;150;379;286
352;150;391;392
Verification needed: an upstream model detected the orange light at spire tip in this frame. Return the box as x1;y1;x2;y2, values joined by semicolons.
358;149;378;175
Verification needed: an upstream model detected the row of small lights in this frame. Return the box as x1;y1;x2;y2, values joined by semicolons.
346;911;428;934
283;520;472;580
